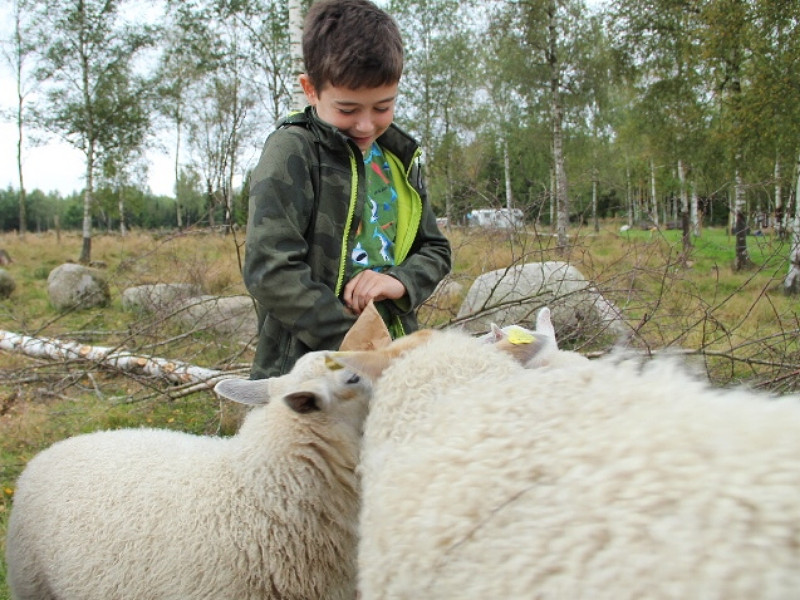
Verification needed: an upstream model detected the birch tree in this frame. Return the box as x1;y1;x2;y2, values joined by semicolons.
609;0;707;245
390;0;479;222
156;1;222;229
31;0;154;263
700;0;756;271
1;0;36;236
488;0;586;249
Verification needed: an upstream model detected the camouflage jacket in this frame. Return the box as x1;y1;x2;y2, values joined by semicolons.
244;106;452;378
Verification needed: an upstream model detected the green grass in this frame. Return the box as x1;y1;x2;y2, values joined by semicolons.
1;223;799;597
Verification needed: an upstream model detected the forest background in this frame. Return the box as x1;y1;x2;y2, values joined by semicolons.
0;0;799;272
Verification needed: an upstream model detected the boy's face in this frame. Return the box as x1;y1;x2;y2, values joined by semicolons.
300;76;398;153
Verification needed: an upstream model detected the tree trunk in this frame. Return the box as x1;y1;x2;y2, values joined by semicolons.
288;0;306;110
14;0;27;237
118;184;127;237
678;160;691;253
775;154;785;240
548;0;568;249
549;166;555;229
80;155;93;264
784;150;800;294
0;329;232;388
503;137;513;211
733;167;752;271
592;170;599;233
175;99;184;230
206;179;216;228
649;158;659;227
626;163;633;228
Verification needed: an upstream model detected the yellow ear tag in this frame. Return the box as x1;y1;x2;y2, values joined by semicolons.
507;327;535;345
325;356;344;370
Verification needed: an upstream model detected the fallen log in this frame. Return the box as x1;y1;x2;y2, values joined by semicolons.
0;329;237;388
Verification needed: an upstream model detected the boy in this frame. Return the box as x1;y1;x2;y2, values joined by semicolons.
244;0;451;378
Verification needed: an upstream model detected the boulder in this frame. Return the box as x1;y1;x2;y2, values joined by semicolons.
47;263;110;310
0;268;15;299
456;261;626;342
121;283;202;313
175;295;257;344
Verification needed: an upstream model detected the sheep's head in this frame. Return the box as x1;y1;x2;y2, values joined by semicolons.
214;350;373;431
214;301;390;420
477;306;587;368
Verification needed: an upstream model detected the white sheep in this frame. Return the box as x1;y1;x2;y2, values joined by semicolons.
5;349;370;600
335;328;800;599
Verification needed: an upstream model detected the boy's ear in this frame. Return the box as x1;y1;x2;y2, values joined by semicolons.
299;74;318;104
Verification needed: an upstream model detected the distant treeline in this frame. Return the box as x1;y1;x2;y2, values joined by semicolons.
0;183;250;233
0;182;735;234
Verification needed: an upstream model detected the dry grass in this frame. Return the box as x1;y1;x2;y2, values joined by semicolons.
1;222;799;598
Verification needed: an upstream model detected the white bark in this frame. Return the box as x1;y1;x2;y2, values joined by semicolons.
678;160;690;250
0;330;232;388
775;156;783;235
503;138;513;211
734;167;750;270
784;151;800;294
118;185;127;237
625;163;633;227
288;0;306;111
650;158;659;227
691;179;700;237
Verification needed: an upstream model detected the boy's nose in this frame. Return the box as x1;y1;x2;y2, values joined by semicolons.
354;114;375;133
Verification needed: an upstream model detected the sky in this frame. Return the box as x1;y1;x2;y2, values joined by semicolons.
0;1;176;198
0;0;608;198
0;90;177;198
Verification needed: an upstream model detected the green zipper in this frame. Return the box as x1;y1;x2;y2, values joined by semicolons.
334;150;360;297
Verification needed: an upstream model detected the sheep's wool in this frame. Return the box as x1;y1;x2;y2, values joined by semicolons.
6;350;369;600
358;332;800;599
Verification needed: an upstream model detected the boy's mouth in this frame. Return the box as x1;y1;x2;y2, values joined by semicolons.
350;135;373;147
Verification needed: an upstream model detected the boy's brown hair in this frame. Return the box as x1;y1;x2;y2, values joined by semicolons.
302;0;404;92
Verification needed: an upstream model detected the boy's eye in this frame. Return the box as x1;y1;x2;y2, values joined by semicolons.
338;109;355;115
375;106;391;113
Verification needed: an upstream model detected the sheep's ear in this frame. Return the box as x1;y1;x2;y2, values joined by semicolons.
214;377;272;406
339;301;392;351
481;323;505;343
493;331;554;365
490;307;559;366
535;307;556;342
284;391;321;413
331;329;437;380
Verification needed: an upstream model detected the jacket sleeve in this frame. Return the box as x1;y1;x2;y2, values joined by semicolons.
243;128;356;350
385;162;452;314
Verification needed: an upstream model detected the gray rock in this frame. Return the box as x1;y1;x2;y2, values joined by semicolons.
0;268;15;299
456;261;626;342
175;295;257;343
47;263;110;310
122;283;202;313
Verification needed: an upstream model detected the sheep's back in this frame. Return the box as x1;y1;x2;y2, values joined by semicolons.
358;355;800;599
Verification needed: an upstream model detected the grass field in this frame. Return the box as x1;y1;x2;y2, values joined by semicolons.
0;222;798;598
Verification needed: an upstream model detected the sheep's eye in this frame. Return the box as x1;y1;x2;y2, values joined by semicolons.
346;373;361;384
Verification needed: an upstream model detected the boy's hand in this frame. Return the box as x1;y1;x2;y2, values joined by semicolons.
344;270;406;315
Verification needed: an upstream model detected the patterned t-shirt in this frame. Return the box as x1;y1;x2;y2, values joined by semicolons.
351;143;398;275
